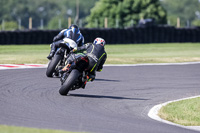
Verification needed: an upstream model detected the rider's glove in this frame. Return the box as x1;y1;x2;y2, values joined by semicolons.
72;47;77;52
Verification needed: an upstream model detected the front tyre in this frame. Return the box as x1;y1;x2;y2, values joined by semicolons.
59;69;81;95
46;54;62;77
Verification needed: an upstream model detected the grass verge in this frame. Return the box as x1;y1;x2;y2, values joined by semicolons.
0;43;200;64
106;43;200;64
158;97;200;126
0;125;81;133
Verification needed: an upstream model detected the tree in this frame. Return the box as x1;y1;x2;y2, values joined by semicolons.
0;21;18;31
47;16;69;29
86;0;167;28
0;0;59;29
160;0;200;27
0;0;98;30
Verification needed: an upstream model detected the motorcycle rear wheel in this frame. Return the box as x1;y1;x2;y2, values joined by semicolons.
46;54;62;77
59;69;81;95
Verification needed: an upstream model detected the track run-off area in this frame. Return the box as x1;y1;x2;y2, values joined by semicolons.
0;63;200;133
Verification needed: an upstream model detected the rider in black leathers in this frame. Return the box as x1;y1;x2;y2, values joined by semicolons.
60;37;107;81
47;24;84;60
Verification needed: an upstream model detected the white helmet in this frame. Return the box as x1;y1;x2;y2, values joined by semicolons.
93;37;106;46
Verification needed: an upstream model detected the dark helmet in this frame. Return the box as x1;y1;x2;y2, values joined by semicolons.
69;24;79;30
69;24;80;34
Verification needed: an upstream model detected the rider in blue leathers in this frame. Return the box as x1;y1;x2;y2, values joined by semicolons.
47;24;84;60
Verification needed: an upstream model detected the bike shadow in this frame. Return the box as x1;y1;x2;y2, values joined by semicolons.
69;93;149;101
94;78;120;82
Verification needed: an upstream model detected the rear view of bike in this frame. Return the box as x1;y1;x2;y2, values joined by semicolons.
46;38;77;77
59;54;89;95
59;69;81;95
46;48;66;77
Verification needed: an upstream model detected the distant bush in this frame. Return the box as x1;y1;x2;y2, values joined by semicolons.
0;21;18;31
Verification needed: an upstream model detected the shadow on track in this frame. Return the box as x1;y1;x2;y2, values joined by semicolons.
69;94;149;101
94;78;120;82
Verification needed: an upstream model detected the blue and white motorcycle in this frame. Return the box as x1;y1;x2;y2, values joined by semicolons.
46;38;77;77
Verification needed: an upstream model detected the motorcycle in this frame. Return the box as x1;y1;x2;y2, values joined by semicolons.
46;38;77;77
59;53;89;95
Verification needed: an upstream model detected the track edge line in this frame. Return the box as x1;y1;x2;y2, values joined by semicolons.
148;95;200;132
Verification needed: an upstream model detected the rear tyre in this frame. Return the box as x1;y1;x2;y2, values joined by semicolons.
46;54;62;77
59;69;81;95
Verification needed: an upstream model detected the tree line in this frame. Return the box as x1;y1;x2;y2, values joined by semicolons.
0;0;98;30
160;0;200;27
0;0;199;30
86;0;167;28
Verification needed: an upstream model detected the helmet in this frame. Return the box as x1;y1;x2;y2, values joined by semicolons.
69;24;79;30
93;37;106;46
69;24;80;34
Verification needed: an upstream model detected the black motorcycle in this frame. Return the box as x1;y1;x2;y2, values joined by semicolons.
46;38;77;77
59;53;89;95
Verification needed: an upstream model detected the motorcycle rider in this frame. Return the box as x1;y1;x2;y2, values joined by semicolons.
47;24;84;60
60;37;107;82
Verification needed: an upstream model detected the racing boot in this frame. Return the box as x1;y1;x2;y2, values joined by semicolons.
59;64;71;74
47;43;56;60
87;74;95;82
47;50;55;60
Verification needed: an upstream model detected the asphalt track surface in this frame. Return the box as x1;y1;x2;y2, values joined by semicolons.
0;64;200;133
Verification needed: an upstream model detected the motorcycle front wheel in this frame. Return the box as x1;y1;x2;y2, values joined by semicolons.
59;69;81;95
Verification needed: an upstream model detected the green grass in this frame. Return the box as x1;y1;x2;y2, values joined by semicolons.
0;45;49;64
158;97;200;126
0;125;82;133
106;43;200;64
0;43;200;64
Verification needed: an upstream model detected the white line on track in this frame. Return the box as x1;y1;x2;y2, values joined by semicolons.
0;64;47;70
1;62;200;70
105;61;200;67
148;96;200;132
